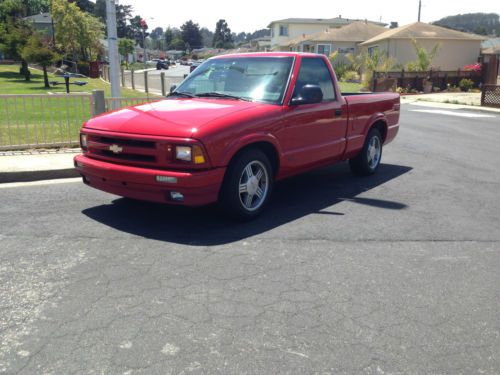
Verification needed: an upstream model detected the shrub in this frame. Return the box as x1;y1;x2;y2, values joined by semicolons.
332;61;349;81
459;78;474;92
343;70;360;82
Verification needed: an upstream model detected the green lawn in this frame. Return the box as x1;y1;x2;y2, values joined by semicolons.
0;64;160;149
338;81;362;93
0;64;157;97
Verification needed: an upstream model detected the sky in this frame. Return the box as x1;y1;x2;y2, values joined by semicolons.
118;0;500;33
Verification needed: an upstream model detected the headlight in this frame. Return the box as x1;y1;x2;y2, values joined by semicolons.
175;145;206;164
80;133;88;150
175;146;192;161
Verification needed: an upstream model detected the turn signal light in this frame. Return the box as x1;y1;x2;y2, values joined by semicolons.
192;145;205;164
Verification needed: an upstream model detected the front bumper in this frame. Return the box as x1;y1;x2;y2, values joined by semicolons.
74;154;226;206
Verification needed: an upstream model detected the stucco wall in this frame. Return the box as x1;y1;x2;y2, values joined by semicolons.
270;23;337;49
364;39;482;70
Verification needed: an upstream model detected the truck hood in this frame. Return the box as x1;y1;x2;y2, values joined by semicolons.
84;98;267;139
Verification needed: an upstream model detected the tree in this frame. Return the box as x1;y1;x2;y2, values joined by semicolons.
180;20;202;50
93;0;133;38
69;0;94;13
407;38;441;71
0;1;33;79
23;0;50;16
118;38;134;69
51;0;104;68
212;19;233;49
169;37;185;51
150;26;163;49
200;27;213;48
164;26;173;49
433;13;499;36
357;49;396;89
21;33;58;87
128;15;149;47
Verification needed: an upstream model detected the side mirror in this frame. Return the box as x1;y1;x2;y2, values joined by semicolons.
169;84;177;94
290;84;323;105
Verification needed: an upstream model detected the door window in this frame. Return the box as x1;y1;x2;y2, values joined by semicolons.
293;57;336;101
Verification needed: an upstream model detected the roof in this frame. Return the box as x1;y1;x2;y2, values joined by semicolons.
482;46;500;55
360;22;486;45
211;52;324;59
267;17;386;28
482;38;500;49
287;21;387;46
23;12;52;24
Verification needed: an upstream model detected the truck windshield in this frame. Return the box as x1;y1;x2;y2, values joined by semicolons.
174;57;294;105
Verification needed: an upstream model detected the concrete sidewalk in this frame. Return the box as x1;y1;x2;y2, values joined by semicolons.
0;149;80;183
401;92;500;113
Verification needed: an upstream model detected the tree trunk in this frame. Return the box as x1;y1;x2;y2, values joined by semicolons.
43;65;50;88
20;60;30;81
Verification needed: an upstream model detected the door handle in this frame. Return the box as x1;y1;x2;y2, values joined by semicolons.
334;109;342;116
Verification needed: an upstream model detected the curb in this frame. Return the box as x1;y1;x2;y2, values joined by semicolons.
0;168;80;183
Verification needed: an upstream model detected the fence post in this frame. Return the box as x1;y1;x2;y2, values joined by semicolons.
131;69;135;89
371;71;377;92
92;90;106;116
161;72;166;96
121;67;125;87
144;71;148;93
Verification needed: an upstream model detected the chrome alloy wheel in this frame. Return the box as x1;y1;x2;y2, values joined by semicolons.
367;135;381;169
238;160;269;211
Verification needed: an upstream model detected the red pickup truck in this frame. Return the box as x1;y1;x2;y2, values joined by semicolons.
75;52;399;219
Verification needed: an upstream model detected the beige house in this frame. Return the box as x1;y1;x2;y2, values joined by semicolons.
268;17;385;51
359;22;485;71
287;21;387;56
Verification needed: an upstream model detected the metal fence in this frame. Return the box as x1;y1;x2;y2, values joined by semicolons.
0;91;164;150
105;97;163;111
102;66;184;95
481;85;500;108
0;93;93;150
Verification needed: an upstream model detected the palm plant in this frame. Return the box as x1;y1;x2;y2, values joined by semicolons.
410;38;441;71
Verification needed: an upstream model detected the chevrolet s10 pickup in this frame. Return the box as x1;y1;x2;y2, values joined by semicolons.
75;52;400;219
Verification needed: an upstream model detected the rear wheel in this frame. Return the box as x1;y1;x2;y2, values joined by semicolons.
349;128;383;175
220;149;273;220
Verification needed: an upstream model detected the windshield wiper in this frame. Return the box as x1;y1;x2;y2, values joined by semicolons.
168;91;195;98
195;92;251;101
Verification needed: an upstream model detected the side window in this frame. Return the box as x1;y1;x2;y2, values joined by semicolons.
293;58;336;101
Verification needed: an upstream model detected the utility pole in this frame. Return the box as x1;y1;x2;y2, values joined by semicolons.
106;0;121;106
418;0;422;22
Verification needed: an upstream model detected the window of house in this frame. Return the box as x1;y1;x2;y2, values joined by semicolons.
293;57;336;101
367;46;378;56
338;47;355;54
279;25;288;36
316;44;331;56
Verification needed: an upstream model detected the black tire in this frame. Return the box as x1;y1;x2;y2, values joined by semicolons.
219;149;274;220
349;128;383;176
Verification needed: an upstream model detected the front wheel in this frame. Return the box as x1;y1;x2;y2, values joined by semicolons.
349;128;383;175
219;149;273;220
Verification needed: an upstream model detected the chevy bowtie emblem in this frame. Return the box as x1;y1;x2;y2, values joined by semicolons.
109;144;123;154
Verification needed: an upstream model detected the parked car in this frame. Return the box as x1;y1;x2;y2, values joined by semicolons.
156;60;169;70
189;61;201;73
75;52;400;219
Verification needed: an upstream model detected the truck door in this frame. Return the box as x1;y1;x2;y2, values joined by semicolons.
280;57;348;167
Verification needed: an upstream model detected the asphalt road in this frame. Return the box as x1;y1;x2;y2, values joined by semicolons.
1;103;499;374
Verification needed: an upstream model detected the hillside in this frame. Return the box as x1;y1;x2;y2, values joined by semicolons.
433;13;500;36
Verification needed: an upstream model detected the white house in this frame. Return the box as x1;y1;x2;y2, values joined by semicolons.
268;16;386;51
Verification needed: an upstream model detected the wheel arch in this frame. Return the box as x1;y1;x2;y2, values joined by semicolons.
220;135;282;177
